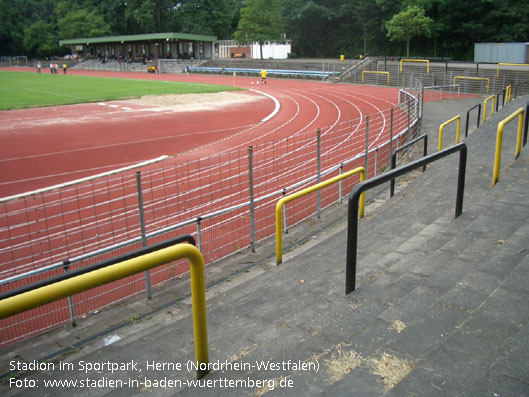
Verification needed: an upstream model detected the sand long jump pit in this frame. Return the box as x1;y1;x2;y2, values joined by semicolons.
0;90;274;196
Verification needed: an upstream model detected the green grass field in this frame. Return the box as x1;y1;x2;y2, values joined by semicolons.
0;71;241;110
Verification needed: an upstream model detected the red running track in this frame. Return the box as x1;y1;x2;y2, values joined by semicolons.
0;68;415;346
0;68;402;197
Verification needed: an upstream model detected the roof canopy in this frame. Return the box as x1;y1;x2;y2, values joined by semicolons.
59;32;217;46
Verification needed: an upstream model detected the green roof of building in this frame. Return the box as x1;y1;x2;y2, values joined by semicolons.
59;32;217;46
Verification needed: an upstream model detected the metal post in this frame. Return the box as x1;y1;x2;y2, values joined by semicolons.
196;217;203;252
407;101;411;158
63;262;77;327
374;147;379;176
282;189;288;233
389;108;394;160
248;146;256;252
365;116;369;178
317;129;322;219
136;171;152;299
338;163;343;203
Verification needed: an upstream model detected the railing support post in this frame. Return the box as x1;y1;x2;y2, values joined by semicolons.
196;217;203;252
365;116;369;177
248;146;256;252
389;108;394;159
374;147;379;176
407;101;411;150
282;189;288;233
136;171;152;300
317;129;322;219
338;163;343;204
63;262;77;327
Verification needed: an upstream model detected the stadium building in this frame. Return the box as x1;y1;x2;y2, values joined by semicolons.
59;32;217;62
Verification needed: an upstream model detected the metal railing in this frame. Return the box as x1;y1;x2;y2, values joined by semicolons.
492;106;526;186
453;76;490;93
346;143;467;294
438;115;461;151
400;59;430;74
275;167;366;265
465;104;481;137
190;66;337;80
0;76;424;347
484;95;496;122
423;84;461;101
390;134;428;197
341;58;529;95
497;63;529;77
0;240;209;379
361;71;390;85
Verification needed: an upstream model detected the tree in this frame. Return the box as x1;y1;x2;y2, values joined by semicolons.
0;0;40;55
281;0;340;58
385;5;433;57
24;21;60;57
179;0;237;39
339;0;384;58
58;7;111;39
234;0;285;59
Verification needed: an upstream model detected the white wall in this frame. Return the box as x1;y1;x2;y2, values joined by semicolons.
217;40;291;59
251;42;291;59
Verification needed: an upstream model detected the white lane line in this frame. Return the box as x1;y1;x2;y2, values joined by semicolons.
250;89;281;122
0;156;169;202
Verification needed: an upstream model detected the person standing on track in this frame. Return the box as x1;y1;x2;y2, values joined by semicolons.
260;69;267;85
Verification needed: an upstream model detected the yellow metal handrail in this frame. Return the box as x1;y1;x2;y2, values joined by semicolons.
505;85;512;104
362;71;390;85
497;63;529;77
400;59;430;73
492;107;526;186
275;167;366;265
483;95;496;122
438;115;461;151
0;243;210;379
453;76;490;93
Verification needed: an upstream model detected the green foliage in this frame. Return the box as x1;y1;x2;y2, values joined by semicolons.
282;1;338;58
385;6;433;57
58;7;111;39
0;0;40;55
234;0;286;58
24;21;61;57
179;0;239;39
0;0;527;61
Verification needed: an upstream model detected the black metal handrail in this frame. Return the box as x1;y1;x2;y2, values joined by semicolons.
0;235;196;300
346;143;467;294
465;103;481;137
390;134;428;197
